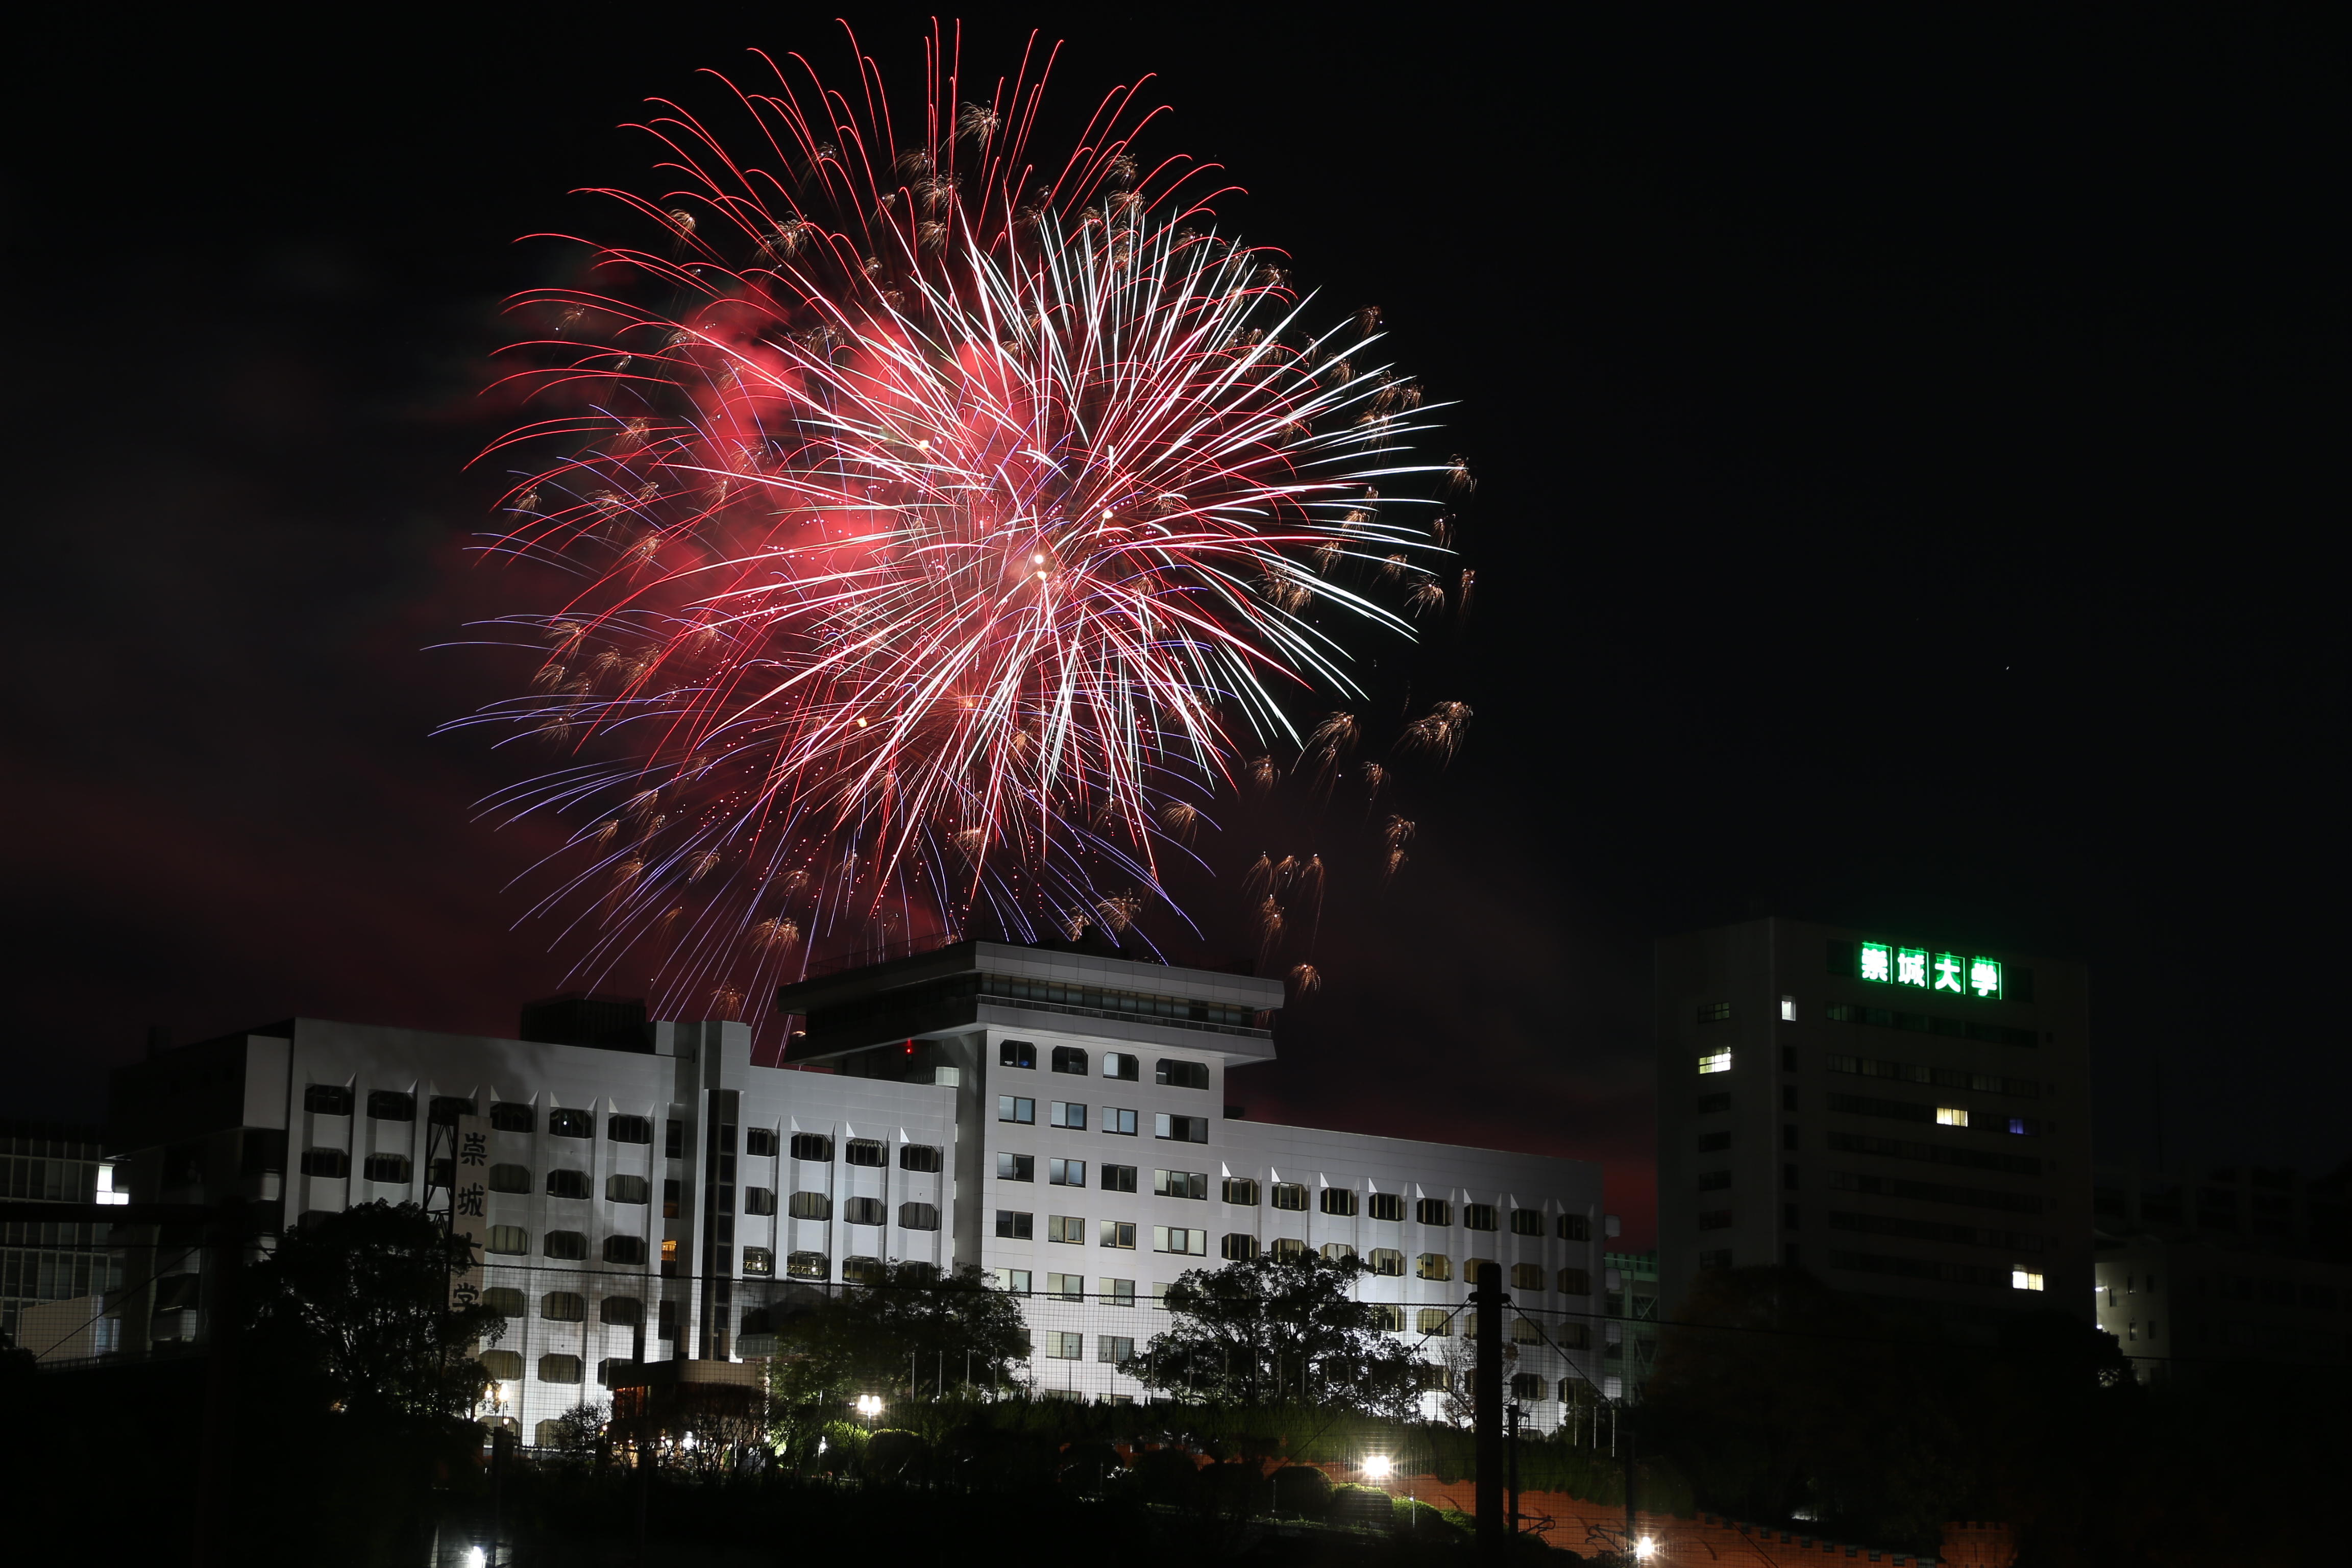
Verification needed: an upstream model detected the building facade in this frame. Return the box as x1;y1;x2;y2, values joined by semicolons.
106;942;1609;1439
1655;917;2092;1338
2;1120;126;1358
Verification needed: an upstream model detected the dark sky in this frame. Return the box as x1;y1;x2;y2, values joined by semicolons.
7;9;2345;1243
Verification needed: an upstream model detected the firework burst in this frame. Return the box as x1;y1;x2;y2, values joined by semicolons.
453;25;1467;1020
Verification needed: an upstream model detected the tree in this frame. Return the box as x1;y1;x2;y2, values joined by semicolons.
765;1262;1031;1444
1131;1251;1418;1413
246;1200;506;1422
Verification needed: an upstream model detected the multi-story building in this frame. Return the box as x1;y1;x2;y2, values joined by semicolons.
1601;1248;1659;1400
106;941;1609;1440
1655;917;2092;1339
2091;1159;2352;1380
2;1119;127;1358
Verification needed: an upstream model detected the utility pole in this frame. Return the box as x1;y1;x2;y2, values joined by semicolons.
1506;1400;1523;1538
1473;1260;1505;1562
1623;1414;1639;1561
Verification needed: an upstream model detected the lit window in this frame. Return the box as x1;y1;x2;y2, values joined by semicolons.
1416;1308;1454;1336
742;1247;773;1276
1936;1107;1969;1128
1780;996;1798;1022
1697;1050;1732;1075
2012;1269;2045;1292
1416;1253;1452;1281
1369;1247;1405;1276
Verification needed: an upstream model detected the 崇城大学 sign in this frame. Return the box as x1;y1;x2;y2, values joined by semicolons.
1858;943;2002;1000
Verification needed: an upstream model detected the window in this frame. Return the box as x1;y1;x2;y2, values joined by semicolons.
541;1291;586;1322
1417;1307;1454;1336
788;1191;830;1220
1046;1331;1084;1360
366;1091;415;1121
1270;1182;1309;1212
740;1185;773;1215
545;1168;589;1199
1697;1093;1731;1115
743;1247;773;1277
1697;1001;1732;1022
995;1210;1033;1239
599;1295;643;1326
1781;995;1798;1022
899;1143;942;1172
1503;1208;1542;1237
536;1352;584;1385
363;1153;413;1184
2011;1269;2046;1292
1557;1267;1590;1295
998;1095;1036;1124
300;1148;349;1179
1510;1318;1542;1345
1100;1220;1138;1249
1463;1204;1498;1231
1321;1242;1357;1263
786;1251;828;1280
842;1257;885;1285
1101;1052;1141;1081
1697;1169;1731;1191
790;1133;833;1162
548;1109;591;1138
490;1102;533;1133
843;1196;884;1226
486;1225;529;1255
474;1162;525;1194
480;1350;524;1380
1698;1050;1732;1075
1465;1257;1497;1285
1045;1271;1086;1301
1511;1262;1546;1291
608;1114;653;1145
1154;1226;1208;1256
1098;1334;1136;1364
1155;1113;1210;1143
1047;1215;1086;1243
1784;1086;1800;1111
304;1084;352;1116
429;1095;477;1125
603;1235;647;1265
1102;1107;1138;1136
1320;1187;1359;1217
994;1267;1032;1294
1368;1247;1405;1276
1156;1058;1210;1089
999;1039;1036;1069
1698;1209;1732;1231
998;1152;1036;1183
480;1287;526;1317
1555;1322;1591;1350
1049;1158;1087;1186
1369;1304;1406;1332
660;1238;677;1270
1221;1233;1260;1260
1417;1253;1452;1281
665;1119;684;1159
844;1138;886;1168
1416;1197;1452;1226
1052;1046;1089;1074
899;1202;939;1230
1698;1131;1732;1153
1511;1372;1546;1401
1155;1169;1209;1200
1220;1176;1260;1206
1937;1107;1970;1128
1552;1213;1588;1244
1101;1278;1136;1306
543;1230;587;1260
1048;1101;1087;1130
1101;1163;1138;1193
743;1128;777;1157
1367;1192;1405;1222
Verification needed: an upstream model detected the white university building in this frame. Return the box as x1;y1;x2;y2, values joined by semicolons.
105;942;1612;1442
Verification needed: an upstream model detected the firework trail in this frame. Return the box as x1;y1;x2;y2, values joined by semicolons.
452;24;1469;1020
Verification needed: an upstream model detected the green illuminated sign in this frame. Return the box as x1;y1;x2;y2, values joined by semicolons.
1857;941;2001;1000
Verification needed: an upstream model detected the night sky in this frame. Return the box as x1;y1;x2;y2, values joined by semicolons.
8;10;2345;1242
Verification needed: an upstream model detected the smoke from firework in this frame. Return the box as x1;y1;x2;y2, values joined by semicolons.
450;26;1472;1023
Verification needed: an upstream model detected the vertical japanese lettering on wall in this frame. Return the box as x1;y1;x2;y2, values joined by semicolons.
1857;942;2003;999
448;1114;490;1311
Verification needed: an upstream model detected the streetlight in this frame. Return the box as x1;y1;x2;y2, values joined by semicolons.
1635;1537;1657;1560
1361;1454;1393;1482
854;1393;885;1429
